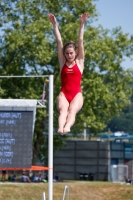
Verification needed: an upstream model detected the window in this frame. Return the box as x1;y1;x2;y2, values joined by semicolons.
125;146;132;154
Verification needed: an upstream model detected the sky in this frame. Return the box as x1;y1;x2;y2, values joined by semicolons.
93;0;133;70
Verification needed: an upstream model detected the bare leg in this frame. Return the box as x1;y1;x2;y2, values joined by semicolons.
57;92;69;133
63;93;83;133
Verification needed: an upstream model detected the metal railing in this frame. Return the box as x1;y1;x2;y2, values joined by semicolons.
42;192;46;200
62;185;70;200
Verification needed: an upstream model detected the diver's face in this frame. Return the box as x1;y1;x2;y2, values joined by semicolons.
64;47;76;63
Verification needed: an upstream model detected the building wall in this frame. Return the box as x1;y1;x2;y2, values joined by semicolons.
110;141;133;180
53;140;110;181
53;140;133;181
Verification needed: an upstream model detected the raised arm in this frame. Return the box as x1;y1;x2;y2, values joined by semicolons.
77;13;89;69
48;13;64;68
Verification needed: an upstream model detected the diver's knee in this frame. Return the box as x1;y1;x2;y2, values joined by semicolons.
59;108;68;115
68;107;77;115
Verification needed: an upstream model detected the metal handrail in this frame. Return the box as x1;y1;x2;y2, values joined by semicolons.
62;185;70;200
42;192;46;200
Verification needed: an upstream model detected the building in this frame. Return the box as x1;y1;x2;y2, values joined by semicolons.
53;140;133;181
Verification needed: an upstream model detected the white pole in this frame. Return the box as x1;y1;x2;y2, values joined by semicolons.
0;75;48;78
84;122;87;140
48;75;53;200
42;192;46;200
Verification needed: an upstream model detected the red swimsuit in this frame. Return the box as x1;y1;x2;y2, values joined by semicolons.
61;62;82;103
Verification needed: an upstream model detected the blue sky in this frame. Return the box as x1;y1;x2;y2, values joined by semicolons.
93;0;133;69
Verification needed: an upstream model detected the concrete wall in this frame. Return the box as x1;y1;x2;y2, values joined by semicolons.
53;140;110;181
53;140;133;181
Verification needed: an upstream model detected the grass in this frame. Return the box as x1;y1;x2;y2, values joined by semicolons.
0;181;133;200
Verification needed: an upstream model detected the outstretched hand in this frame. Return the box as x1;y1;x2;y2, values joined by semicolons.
80;13;89;24
48;13;57;25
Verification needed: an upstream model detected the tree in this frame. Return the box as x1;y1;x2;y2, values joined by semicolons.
106;82;133;133
107;113;133;134
0;0;133;163
81;28;133;132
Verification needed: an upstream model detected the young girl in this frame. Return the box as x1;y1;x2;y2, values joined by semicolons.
48;13;89;134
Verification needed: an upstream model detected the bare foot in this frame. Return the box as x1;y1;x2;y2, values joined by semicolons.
63;126;70;133
57;127;64;134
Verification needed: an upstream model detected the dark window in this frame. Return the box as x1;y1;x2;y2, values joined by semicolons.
125;146;132;154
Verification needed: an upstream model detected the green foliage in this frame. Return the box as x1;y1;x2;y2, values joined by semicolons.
0;0;133;163
107;80;133;134
39;134;67;165
107;112;133;134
